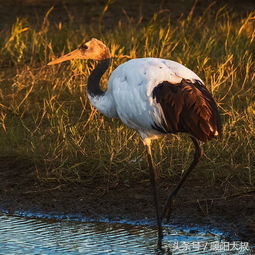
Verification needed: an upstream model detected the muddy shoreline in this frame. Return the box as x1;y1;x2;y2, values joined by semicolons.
1;159;254;245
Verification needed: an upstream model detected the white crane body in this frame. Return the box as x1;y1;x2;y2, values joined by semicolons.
89;57;205;141
48;39;222;249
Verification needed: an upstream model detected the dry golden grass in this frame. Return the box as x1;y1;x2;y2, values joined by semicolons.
0;3;254;187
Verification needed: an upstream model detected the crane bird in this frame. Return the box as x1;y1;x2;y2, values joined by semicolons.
48;38;221;249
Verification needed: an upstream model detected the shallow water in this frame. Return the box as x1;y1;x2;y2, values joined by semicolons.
0;212;253;255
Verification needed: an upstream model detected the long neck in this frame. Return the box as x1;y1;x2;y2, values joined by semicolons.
87;58;111;97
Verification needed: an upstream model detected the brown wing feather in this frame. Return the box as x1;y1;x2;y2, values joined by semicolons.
152;79;221;142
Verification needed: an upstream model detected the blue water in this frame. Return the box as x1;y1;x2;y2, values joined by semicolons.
0;211;254;254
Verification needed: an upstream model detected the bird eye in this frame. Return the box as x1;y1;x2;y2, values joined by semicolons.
80;43;88;50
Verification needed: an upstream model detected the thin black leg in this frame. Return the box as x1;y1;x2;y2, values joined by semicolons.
161;136;203;222
146;142;163;249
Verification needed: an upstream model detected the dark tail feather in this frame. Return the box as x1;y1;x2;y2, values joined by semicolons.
152;79;221;142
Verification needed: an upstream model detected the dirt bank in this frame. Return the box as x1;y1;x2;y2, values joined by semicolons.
0;156;254;244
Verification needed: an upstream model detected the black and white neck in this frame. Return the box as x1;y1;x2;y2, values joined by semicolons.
86;57;118;119
87;58;112;98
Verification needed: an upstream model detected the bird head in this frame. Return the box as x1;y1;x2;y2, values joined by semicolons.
47;38;111;65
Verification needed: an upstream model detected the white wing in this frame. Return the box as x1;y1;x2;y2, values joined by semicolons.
108;58;204;138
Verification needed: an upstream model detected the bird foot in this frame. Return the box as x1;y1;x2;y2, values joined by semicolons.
155;226;165;253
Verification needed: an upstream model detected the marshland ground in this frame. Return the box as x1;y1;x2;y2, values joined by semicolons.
0;0;254;244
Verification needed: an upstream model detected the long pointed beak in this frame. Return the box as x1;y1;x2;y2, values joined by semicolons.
47;49;82;65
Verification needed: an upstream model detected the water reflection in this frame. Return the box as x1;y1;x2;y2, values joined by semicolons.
0;213;253;254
